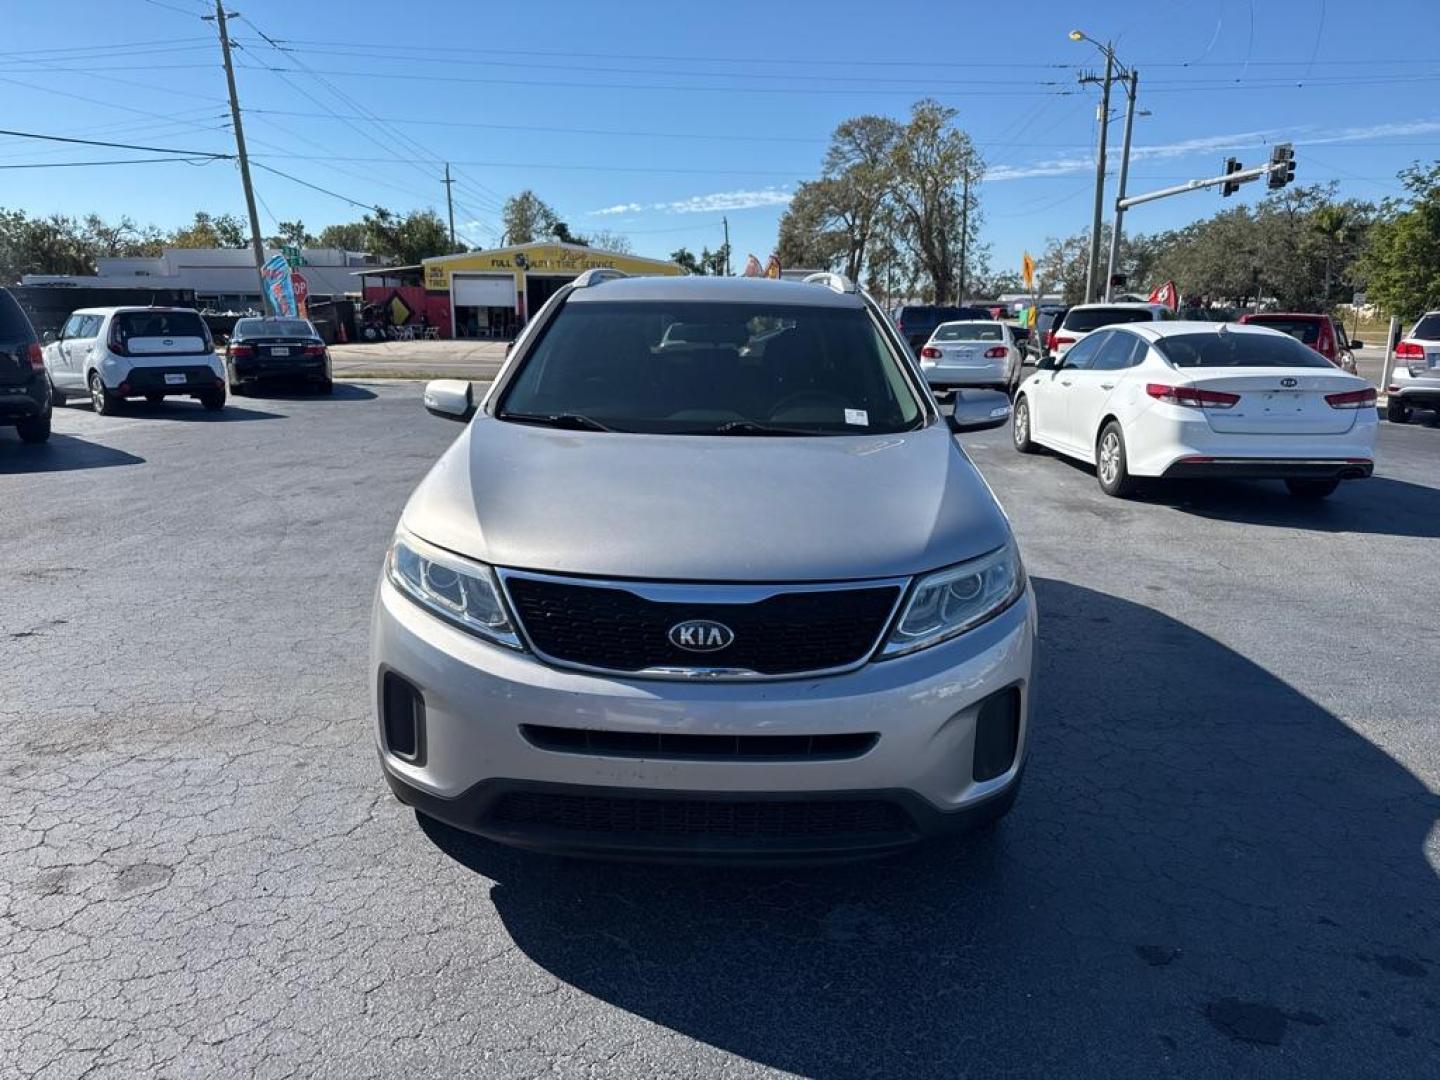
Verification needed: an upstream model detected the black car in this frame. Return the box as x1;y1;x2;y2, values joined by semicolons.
890;304;994;352
225;317;333;395
0;287;51;443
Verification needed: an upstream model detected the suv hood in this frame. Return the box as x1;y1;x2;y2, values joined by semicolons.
401;416;1011;582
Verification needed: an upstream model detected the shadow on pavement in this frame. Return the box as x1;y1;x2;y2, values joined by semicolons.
421;578;1438;1077
244;383;378;402
0;432;144;473
1158;475;1440;538
119;401;283;422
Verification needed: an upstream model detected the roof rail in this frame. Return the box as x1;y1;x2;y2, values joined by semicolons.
801;271;857;294
572;268;628;288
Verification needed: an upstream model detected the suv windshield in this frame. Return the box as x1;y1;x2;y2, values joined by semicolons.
1155;331;1332;368
1063;307;1156;332
934;323;1003;342
236;318;314;338
1247;316;1320;344
500;301;924;435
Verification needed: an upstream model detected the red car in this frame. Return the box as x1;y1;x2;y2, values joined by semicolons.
1238;312;1360;373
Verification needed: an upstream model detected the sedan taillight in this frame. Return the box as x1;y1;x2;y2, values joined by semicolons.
984;346;1008;359
26;342;44;371
304;343;326;357
1146;383;1240;409
1395;342;1423;359
1324;387;1377;409
230;343;255;359
920;346;942;359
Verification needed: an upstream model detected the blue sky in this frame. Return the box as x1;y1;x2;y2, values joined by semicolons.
3;0;1437;280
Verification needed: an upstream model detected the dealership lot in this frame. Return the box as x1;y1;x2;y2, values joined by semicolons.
2;386;1437;1078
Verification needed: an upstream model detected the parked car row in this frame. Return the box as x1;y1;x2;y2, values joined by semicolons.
0;287;335;441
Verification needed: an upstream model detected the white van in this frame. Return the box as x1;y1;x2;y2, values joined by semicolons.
1046;302;1174;360
43;307;225;415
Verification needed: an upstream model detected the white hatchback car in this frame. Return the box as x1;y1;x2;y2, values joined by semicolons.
1388;310;1440;423
43;306;225;415
919;320;1022;393
1012;322;1377;499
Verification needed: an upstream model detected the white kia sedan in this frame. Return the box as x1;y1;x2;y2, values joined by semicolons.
1011;321;1377;499
918;320;1022;393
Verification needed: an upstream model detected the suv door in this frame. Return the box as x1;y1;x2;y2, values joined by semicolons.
67;315;102;388
52;314;87;388
1032;330;1104;453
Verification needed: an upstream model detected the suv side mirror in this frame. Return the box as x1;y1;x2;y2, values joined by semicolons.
1037;353;1057;370
1349;339;1364;349
423;379;476;422
946;389;1012;433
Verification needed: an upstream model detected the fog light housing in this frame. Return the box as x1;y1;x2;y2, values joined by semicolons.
381;670;425;762
972;687;1020;782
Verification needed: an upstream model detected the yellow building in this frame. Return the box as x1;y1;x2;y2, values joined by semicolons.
421;242;682;338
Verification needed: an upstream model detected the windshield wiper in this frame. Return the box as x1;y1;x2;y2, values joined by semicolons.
705;420;824;436
503;411;614;432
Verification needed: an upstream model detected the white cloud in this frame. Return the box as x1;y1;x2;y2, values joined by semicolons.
588;188;794;217
985;120;1440;182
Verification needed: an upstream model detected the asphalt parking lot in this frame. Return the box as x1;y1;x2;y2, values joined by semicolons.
2;385;1437;1079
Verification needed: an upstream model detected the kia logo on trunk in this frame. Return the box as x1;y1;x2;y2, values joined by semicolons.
1280;377;1298;387
668;620;735;652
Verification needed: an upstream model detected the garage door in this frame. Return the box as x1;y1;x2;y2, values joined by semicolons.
452;274;515;307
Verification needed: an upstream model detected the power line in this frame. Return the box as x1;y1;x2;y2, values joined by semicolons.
247;153;806;177
250;162;386;212
0;127;231;159
0;157;222;170
140;0;208;16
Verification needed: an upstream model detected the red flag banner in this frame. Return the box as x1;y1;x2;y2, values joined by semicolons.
743;254;763;278
1147;281;1179;311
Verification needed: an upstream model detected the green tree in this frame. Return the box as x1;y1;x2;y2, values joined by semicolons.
363;208;459;264
316;221;369;251
669;245;728;275
775;180;847;270
170;211;248;249
582;229;633;254
1360;162;1440;320
268;220;315;248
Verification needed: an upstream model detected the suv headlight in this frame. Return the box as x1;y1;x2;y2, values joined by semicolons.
386;529;523;650
881;541;1025;658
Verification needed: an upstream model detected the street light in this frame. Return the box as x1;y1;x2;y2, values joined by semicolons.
1069;30;1140;302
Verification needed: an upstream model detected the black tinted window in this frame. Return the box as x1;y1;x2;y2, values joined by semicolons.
1092;331;1144;371
1061;331;1107;370
1063;307;1156;332
1155;331;1332;368
1246;316;1320;344
1412;314;1440;340
236;318;315;338
502;301;923;435
0;288;37;342
115;311;206;339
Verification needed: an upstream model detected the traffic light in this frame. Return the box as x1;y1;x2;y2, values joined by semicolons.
1220;157;1243;197
1268;143;1296;189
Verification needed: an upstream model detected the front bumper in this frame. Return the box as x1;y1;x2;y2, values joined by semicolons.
371;576;1036;858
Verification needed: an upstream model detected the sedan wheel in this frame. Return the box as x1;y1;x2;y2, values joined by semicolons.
1096;422;1136;498
1012;395;1038;454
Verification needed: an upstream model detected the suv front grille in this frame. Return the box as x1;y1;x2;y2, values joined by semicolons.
502;575;902;677
520;724;878;761
491;792;911;840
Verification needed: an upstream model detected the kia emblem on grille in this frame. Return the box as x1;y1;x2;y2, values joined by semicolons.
1280;377;1298;388
669;619;735;652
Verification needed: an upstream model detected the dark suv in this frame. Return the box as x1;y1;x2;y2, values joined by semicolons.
0;287;51;443
891;305;993;351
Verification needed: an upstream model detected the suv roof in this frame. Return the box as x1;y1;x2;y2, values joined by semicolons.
68;306;199;317
568;275;863;309
1066;302;1169;313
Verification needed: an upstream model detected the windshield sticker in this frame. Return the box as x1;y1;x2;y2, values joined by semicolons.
844;409;869;427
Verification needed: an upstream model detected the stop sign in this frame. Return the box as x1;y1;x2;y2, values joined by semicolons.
290;271;309;307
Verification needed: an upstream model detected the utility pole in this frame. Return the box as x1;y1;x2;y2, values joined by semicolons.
1104;70;1139;302
207;2;267;306
1080;51;1114;304
722;216;730;276
443;163;456;250
958;168;970;303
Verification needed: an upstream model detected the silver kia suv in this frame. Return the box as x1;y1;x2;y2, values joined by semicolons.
371;270;1035;860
